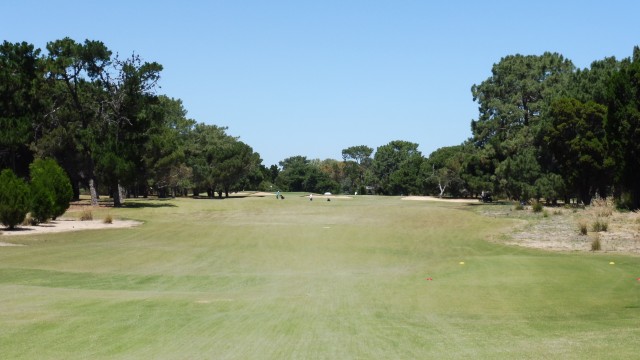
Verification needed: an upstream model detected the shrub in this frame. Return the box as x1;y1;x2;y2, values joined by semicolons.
29;158;73;223
591;234;602;251
591;197;613;217
0;169;30;229
578;221;588;235
514;203;524;211
532;202;543;213
591;219;608;232
103;214;113;224
80;209;93;221
543;210;549;218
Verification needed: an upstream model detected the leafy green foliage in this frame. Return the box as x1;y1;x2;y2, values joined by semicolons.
371;140;421;195
29;158;73;223
0;169;30;229
544;98;608;204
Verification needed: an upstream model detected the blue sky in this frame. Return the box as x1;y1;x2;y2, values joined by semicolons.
4;1;639;166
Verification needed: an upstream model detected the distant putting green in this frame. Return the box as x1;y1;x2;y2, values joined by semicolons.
1;195;639;359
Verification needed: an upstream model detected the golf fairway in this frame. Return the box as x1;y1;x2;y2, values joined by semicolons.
1;195;639;359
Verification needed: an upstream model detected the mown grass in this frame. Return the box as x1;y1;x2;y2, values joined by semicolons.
1;195;639;359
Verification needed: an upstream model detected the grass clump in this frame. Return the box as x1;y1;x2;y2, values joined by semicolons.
103;213;113;224
514;203;524;211
79;209;93;221
532;201;543;213
578;221;588;235
591;233;602;251
591;197;614;217
591;219;608;232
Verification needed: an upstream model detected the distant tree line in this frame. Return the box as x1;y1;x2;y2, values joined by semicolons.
276;47;640;209
2;38;640;209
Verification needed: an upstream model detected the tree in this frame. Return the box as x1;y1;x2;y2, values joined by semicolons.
424;145;466;198
0;41;43;178
94;53;163;205
144;96;195;197
37;38;112;203
186;123;230;197
606;47;640;209
211;139;261;197
371;140;421;195
544;98;608;205
0;169;30;229
471;52;574;198
276;156;310;192
342;145;373;194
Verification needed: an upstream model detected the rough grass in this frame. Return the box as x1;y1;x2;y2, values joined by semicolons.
1;195;639;359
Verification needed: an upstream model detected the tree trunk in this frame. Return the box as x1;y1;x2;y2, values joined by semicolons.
89;178;99;206
112;182;125;207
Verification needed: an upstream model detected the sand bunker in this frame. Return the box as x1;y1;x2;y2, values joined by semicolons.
401;196;478;204
1;219;141;238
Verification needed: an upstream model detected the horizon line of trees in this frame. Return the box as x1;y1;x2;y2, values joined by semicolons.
2;38;640;209
273;46;640;209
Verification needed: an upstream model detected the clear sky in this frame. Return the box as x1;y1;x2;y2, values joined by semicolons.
4;0;640;166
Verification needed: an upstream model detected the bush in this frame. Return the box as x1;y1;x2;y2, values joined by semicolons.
543;210;549;218
532;202;543;213
591;197;613;217
0;169;30;229
514;203;524;211
29;158;73;223
591;234;602;251
80;209;93;221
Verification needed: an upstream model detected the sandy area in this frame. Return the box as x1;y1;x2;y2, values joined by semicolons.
402;196;479;204
480;204;640;256
1;218;141;242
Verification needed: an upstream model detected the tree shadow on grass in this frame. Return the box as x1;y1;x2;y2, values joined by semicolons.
118;200;178;208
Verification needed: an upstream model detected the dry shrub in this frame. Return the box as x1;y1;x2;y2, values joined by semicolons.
591;233;602;251
79;209;93;221
578;221;588;235
590;197;614;217
591;219;608;232
103;214;113;224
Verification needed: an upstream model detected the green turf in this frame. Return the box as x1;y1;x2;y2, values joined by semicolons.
1;195;639;359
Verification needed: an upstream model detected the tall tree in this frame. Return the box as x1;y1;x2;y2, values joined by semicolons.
144;96;196;197
342;145;373;194
93;53;163;205
37;38;112;204
544;98;608;205
471;52;574;198
371;140;421;195
0;41;43;177
606;47;640;209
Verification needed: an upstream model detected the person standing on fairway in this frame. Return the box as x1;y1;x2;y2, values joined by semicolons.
309;193;313;201
276;190;280;199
